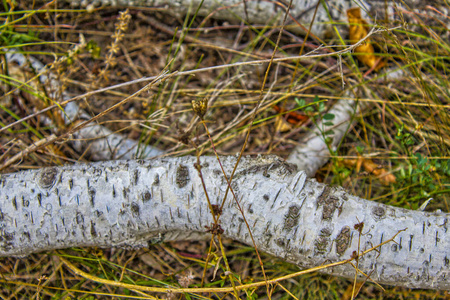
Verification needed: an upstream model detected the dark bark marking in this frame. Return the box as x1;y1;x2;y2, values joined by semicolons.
409;235;414;251
94;210;103;218
76;212;84;225
90;221;97;237
142;191;152;202
38;167;58;189
372;206;386;220
275;238;285;247
391;244;398;252
248;204;254;214
133;169;139;185
176;165;190;188
155;216;160;227
283;205;300;231
423;221;426;235
177;207;181;218
37;193;42;206
186;211;191;223
253;219;258;229
22;231;31;241
153;174;160;185
61;217;65;226
22;196;29;207
439;218;448;233
0;229;14;251
335;226;351;255
444;256;449;267
131;202;140;217
263;194;269;201
12;197;17;210
88;187;96;207
123;187;129;199
58;196;62;207
435;231;440;246
112;185;116;198
69;178;73;190
271;188;282;209
317;186;341;220
314;228;332;254
92;167;102;178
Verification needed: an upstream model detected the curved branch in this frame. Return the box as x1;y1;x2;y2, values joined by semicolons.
0;156;448;290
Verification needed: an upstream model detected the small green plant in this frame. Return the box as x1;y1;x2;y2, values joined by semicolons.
394;123;450;209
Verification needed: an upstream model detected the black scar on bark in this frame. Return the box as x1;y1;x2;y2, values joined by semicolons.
336;226;351;255
283;205;300;231
372;206;386;220
131;202;140;216
38;167;58;189
317;186;342;220
142;191;152;202
176;165;190;188
314;227;332;254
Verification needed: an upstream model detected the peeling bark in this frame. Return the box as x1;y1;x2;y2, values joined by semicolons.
0;156;449;290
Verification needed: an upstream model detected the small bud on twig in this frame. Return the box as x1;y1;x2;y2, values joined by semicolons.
191;98;208;119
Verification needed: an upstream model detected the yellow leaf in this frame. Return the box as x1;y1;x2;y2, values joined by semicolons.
347;7;385;71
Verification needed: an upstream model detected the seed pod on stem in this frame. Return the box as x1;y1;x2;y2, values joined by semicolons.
191;98;208;120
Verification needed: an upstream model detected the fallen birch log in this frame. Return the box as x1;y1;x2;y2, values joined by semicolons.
0;156;449;290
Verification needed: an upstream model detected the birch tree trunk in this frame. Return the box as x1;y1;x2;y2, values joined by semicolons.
1;155;448;290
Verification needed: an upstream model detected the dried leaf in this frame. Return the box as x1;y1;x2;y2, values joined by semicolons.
343;156;396;185
347;7;385;71
273;105;309;132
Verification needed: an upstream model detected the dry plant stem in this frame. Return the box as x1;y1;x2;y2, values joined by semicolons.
1;134;57;170
214;0;295;293
201;120;269;294
0;156;449;290
57;227;403;295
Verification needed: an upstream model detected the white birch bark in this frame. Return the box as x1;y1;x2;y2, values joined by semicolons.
0;155;448;290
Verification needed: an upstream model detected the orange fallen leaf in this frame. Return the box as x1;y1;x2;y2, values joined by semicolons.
347;7;386;71
273;105;308;125
273;105;309;132
342;155;396;185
